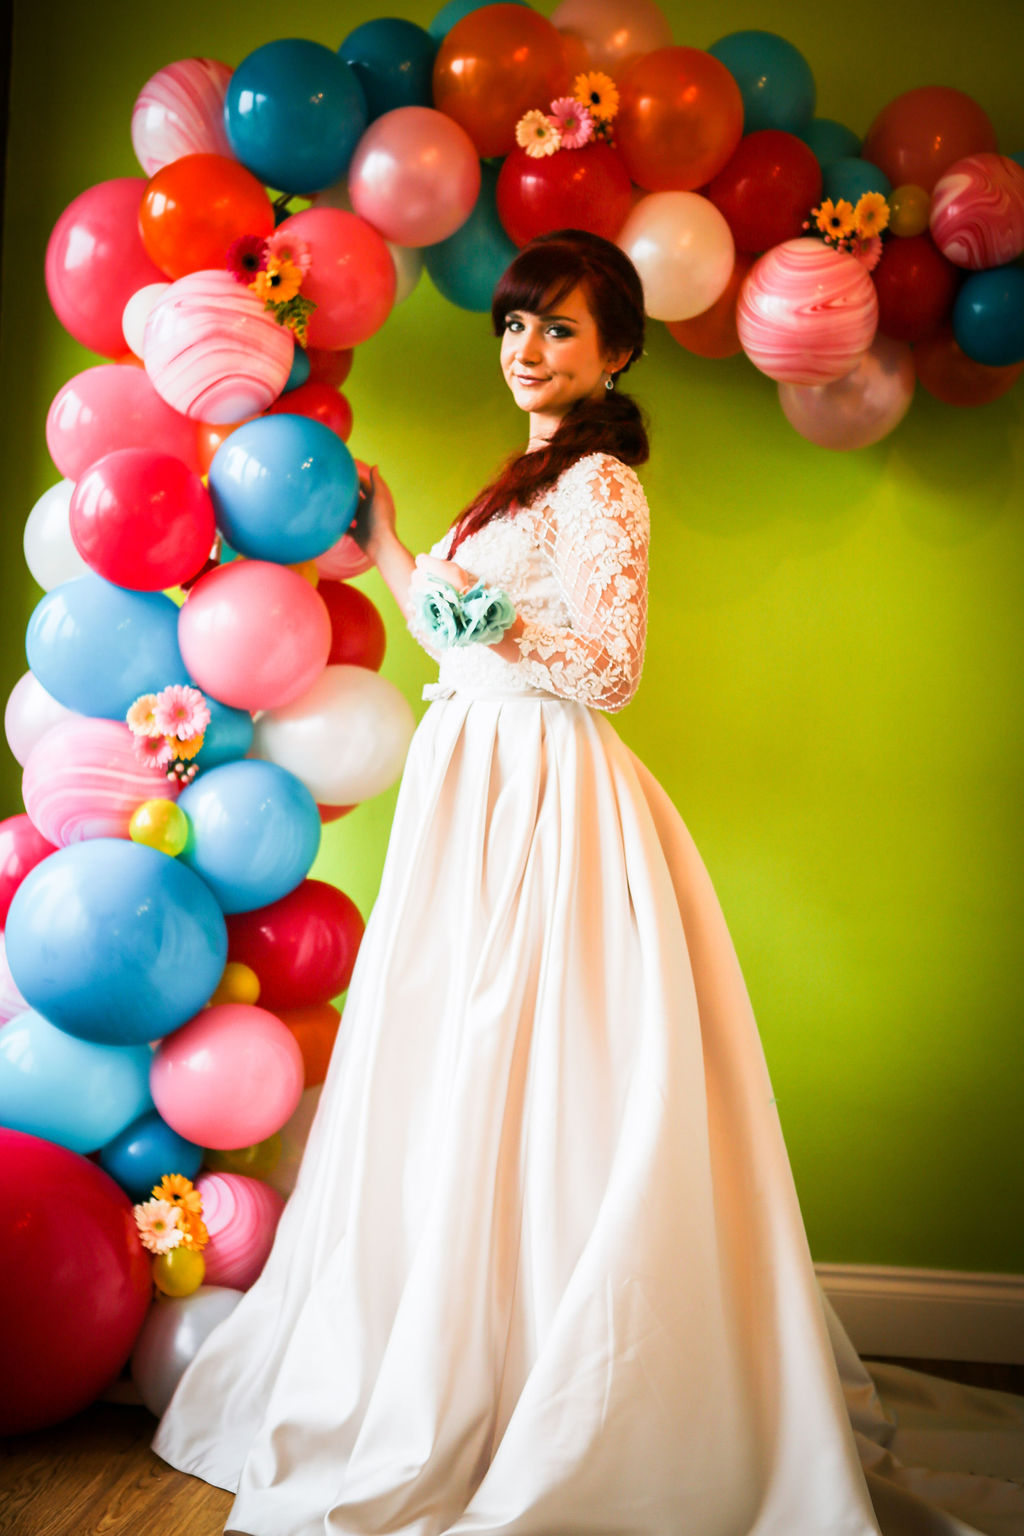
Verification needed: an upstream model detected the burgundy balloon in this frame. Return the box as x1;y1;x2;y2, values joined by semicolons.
872;233;961;343
705;130;823;254
496;143;633;247
0;814;57;928
225;879;366;1010
317;580;387;670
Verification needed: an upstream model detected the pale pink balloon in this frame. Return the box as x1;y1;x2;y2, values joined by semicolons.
0;935;28;1024
178;562;331;712
552;0;673;73
150;1004;305;1149
44;179;168;359
737;238;878;385
46;364;202;479
22;718;179;847
929;153;1024;270
315;533;373;580
348;107;481;247
275;208;396;350
617;192;735;321
132;58;234;177
778;333;916;450
143;270;294;424
195;1173;285;1290
4;672;79;768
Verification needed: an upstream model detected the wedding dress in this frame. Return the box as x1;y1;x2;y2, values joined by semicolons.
153;452;1024;1536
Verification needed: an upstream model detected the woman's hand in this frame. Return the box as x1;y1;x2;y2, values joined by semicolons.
410;553;478;595
351;464;397;560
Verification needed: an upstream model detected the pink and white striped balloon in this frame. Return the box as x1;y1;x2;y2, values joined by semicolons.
196;1172;285;1290
0;935;28;1024
22;718;178;847
143;269;294;423
737;238;878;386
929;153;1024;269
132;58;234;177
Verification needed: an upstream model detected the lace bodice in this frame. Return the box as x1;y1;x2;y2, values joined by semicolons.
407;452;650;713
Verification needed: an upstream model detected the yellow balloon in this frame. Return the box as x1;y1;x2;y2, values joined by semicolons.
204;1132;283;1179
887;184;931;237
290;559;320;587
129;799;190;857
153;1245;205;1297
209;960;261;1006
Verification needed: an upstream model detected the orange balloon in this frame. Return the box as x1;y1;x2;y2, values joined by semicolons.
139;152;275;279
195;416;256;475
616;48;744;193
914;323;1023;407
666;251;755;359
280;1003;342;1088
862;87;998;195
318;803;356;824
433;3;570;159
552;0;672;75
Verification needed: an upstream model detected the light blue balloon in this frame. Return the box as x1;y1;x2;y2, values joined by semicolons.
26;576;187;719
798;118;861;168
708;30;816;135
953;266;1024;367
822;157;892;205
283;347;311;392
424;161;518;312
225;39;367;194
195;697;254;770
0;1011;153;1154
99;1109;203;1201
177;760;321;914
339;18;437;119
4;840;227;1046
209;414;359;564
429;0;529;42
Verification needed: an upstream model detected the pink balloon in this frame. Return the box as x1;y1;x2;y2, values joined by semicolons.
929;153;1024;270
143;270;294;424
178;561;331;712
778;333;916;450
348;107;481;247
150;1004;304;1149
552;0;673;73
0;815;57;929
195;1173;285;1290
70;448;216;591
0;935;28;1024
132;58;234;177
46;364;202;480
314;532;373;581
737;238;878;385
4;672;79;768
22;718;179;847
45;179;168;359
275;208;396;349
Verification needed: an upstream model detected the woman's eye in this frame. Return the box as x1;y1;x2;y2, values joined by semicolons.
547;326;570;338
505;319;523;332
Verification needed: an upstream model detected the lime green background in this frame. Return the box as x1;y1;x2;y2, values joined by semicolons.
3;0;1022;1273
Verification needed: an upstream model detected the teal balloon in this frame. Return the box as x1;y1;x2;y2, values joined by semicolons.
195;697;254;770
708;30;816;135
822;157;892;204
0;1011;153;1154
424;162;518;312
429;0;528;41
799;118;861;168
99;1109;203;1201
339;19;437;118
953;267;1024;367
4;840;227;1046
26;576;186;719
283;347;311;392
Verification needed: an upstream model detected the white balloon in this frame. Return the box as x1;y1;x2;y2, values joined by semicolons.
122;281;171;357
0;936;28;1024
618;192;735;321
388;241;424;304
4;671;80;767
23;479;89;590
251;664;416;805
131;1286;244;1416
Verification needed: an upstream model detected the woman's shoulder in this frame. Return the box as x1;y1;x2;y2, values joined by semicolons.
550;452;648;519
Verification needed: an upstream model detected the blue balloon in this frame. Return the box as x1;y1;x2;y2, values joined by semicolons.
0;1011;153;1154
209;414;359;564
4;840;227;1046
822;157;892;205
196;696;255;770
177;761;321;914
429;0;528;41
339;19;437;119
708;30;816;135
953;266;1024;367
424;161;518;312
26;576;187;719
99;1109;203;1200
283;346;311;392
225;39;367;194
798;118;861;168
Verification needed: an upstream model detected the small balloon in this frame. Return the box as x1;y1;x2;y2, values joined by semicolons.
887;185;931;238
99;1108;203;1201
130;799;190;857
203;1134;282;1178
952;266;1024;367
131;1285;243;1417
225;878;365;1010
737;238;878;385
196;1172;286;1290
153;1246;206;1297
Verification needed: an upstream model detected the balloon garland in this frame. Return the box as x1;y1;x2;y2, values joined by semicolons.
2;0;1024;1437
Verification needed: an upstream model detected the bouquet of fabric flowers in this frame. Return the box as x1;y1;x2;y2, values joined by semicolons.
413;574;517;650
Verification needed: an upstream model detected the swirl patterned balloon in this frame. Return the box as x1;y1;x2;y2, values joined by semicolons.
737;238;878;385
143;270;294;423
929;153;1024;269
132;58;234;177
196;1172;285;1290
22;718;178;847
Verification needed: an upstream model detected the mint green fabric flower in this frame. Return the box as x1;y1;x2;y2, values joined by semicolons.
413;576;517;650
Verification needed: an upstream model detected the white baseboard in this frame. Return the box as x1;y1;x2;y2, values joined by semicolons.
815;1263;1024;1364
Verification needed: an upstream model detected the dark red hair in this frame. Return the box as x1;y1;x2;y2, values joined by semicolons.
447;230;648;558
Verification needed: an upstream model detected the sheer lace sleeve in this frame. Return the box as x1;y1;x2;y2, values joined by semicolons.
405;531;454;661
512;453;650;712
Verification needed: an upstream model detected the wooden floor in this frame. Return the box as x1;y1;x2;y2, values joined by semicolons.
3;1360;1022;1536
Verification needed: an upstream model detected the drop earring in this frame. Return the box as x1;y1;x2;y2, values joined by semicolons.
605;375;615;391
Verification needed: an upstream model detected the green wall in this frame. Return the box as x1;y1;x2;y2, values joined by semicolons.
3;0;1022;1273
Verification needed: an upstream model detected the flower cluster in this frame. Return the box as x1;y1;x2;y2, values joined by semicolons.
804;192;891;271
127;684;211;783
134;1174;209;1255
413;575;517;649
226;229;316;345
514;71;619;159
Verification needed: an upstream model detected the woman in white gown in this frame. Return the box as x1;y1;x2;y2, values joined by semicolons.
152;232;1024;1536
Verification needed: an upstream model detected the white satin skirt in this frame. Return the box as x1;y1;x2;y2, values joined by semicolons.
152;689;1024;1536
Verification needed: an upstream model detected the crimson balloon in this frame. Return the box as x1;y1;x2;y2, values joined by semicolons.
0;816;57;929
69;447;216;590
914;323;1024;407
496;143;633;247
268;382;353;441
317;580;388;670
225;879;366;1009
706;130;822;253
872;233;960;343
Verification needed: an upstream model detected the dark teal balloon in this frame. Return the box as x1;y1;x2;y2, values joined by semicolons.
798;118;861;168
339;18;437;119
424;162;518;312
953;266;1024;366
283;347;311;392
225;39;367;194
822;157;892;204
429;0;529;42
196;697;254;770
708;30;816;134
99;1109;203;1201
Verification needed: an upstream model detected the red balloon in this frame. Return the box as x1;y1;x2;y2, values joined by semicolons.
616;47;744;192
705;131;822;254
0;815;57;928
433;4;570;159
0;1129;152;1434
275;208;396;351
496;143;633;247
225;879;365;1010
317;580;387;670
872;233;960;343
666;251;756;359
138;153;275;280
306;347;354;388
268;381;353;441
69;447;216;590
862;87;998;194
914;323;1024;407
318;803;356;823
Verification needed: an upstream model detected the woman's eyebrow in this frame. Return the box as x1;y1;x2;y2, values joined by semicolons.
506;310;578;323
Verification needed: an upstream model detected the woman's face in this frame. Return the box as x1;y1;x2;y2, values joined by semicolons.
499;284;627;432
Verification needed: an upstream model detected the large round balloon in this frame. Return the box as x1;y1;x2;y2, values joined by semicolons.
22;717;179;847
348;106;481;247
4;671;78;768
318;579;387;670
706;131;823;253
195;1172;286;1289
274;208;396;350
929;153;1024;269
131;1285;243;1416
707;30;816;135
46;363;202;480
432;3;569;159
496;143;633;247
0;1013;153;1152
778;333;916;450
736;238;878;385
551;0;671;74
69;448;216;590
424;161;518;312
99;1108;204;1201
913;322;1024;406
618;192;735;322
139;153;275;280
4;838;227;1045
0;1130;152;1434
225;878;365;1009
871;233;960;343
0;814;56;928
340;18;437;119
24;478;90;591
131;58;234;175
952;266;1024;367
861;86;998;194
615;47;744;193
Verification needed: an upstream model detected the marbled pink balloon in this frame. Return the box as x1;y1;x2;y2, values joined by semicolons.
132;58;233;177
0;936;28;1024
196;1172;285;1290
22;718;178;847
143;269;294;424
929;153;1024;269
737;238;878;386
778;333;916;451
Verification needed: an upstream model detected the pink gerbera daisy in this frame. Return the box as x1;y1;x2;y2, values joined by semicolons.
852;235;884;272
133;734;175;770
267;229;312;277
548;97;595;150
134;1198;183;1255
153;684;211;741
226;234;269;283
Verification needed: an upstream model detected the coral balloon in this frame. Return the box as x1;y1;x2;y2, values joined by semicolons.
618;192;735;322
616;47;743;193
914;322;1024;406
279;1003;342;1087
496;143;633;247
666;252;756;359
929;153;1024;269
861;86;998;194
778;333;915;450
871;233;960;344
69;447;215;590
46;363;201;480
348;106;481;247
267;381;353;441
551;0;671;74
131;1285;243;1417
196;1172;286;1289
737;238;878;385
195;418;249;475
0;815;56;929
275;208;396;350
23;718;179;847
4;671;78;768
887;184;931;238
132;58;233;175
139;154;274;280
225;879;365;1010
706;130;822;254
317;579;387;670
433;3;570;159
